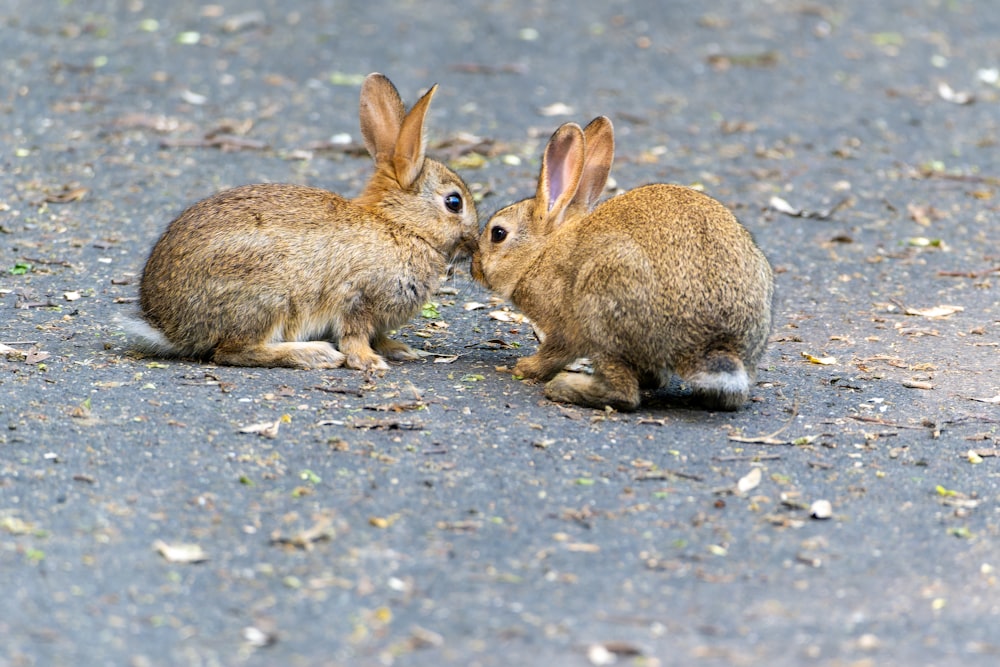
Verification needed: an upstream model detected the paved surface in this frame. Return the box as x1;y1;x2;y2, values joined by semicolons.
2;1;999;665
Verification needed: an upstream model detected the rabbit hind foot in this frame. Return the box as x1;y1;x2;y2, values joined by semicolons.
544;361;641;412
214;341;346;369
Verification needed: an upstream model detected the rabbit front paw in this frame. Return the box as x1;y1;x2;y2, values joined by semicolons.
374;336;422;362
340;335;390;372
513;354;551;380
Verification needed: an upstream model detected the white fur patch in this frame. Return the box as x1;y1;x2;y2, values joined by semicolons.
116;315;179;355
687;369;750;396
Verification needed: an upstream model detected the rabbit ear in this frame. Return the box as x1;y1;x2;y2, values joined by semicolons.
536;123;585;229
392;83;436;188
359;73;407;164
570;116;614;212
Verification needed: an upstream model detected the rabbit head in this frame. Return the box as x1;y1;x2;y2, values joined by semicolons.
355;74;478;260
472;116;613;299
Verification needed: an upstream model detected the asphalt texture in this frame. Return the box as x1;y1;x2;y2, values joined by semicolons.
2;1;999;665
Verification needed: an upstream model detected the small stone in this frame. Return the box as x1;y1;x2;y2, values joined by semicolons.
810;499;833;519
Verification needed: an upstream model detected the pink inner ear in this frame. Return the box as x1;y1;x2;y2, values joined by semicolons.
547;155;575;211
547;167;564;211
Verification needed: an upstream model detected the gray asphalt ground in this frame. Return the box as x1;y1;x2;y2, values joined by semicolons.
2;1;999;665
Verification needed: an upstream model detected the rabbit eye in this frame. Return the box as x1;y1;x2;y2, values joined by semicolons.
443;193;463;213
490;226;508;244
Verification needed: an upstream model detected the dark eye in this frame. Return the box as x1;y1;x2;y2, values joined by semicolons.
444;193;463;213
490;225;508;243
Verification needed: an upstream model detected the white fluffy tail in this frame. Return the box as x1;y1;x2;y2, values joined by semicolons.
116;315;182;356
687;352;750;411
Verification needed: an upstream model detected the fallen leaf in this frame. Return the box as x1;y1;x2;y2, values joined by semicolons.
905;305;964;319
587;641;643;665
463;301;488;311
154;540;209;563
63;291;82;301
802;352;837;365
242;625;278;648
769;195;800;216
538;102;575;117
24;350;51;364
350;418;425;431
902;380;934;390
938;82;974;105
968;395;1000;404
489;309;531;324
737;467;762;494
270;518;337;550
44;185;89;203
239;414;291;438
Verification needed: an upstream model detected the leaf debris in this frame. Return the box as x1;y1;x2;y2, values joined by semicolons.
154;540;209;564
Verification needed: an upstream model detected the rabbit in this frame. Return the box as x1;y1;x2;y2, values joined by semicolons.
471;116;774;411
123;73;479;372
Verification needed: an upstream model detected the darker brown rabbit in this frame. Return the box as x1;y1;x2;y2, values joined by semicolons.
124;73;478;371
472;116;773;411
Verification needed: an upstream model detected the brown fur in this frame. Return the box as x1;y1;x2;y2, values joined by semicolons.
128;74;478;371
473;117;773;411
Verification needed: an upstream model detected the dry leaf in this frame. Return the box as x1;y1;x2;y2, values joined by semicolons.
63;291;82;301
463;301;488;311
538;102;575;117
24;350;51;364
489;310;531;324
968;395;1000;405
154;539;209;563
270;518;336;550
587;641;644;665
433;355;460;364
239;414;290;438
905;305;963;319
737;467;762;494
769;196;800;216
802;352;837;365
902;380;934;390
938;82;974;105
44;186;89;203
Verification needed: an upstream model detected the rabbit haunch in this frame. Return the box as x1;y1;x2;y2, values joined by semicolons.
473;117;774;411
123;73;478;371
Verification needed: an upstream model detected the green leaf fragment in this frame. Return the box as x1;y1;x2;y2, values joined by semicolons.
329;71;366;86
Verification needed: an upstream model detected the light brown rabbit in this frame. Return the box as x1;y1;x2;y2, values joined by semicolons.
472;116;773;411
124;73;478;371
